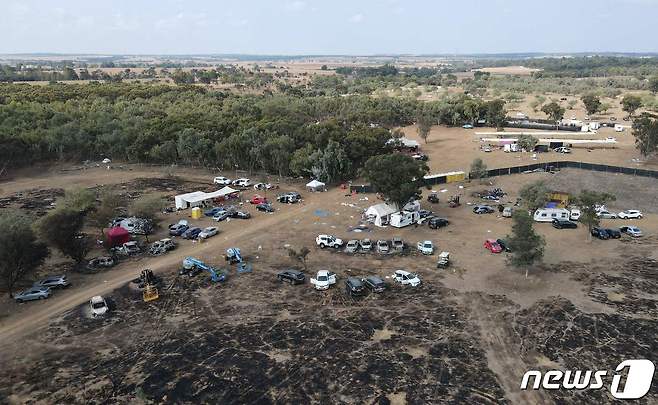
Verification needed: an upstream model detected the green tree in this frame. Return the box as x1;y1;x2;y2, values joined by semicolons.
621;94;642;118
311;140;352;183
517;134;539;151
519;180;549;211
649;76;658;93
581;94;601;116
130;194;166;225
37;208;89;263
88;189;123;237
485;99;507;129
0;211;49;296
469;158;488;180
541;101;565;126
632;113;658;157
573;190;616;239
62;187;96;213
361;154;428;210
290;144;315;176
506;210;545;278
416;111;433;143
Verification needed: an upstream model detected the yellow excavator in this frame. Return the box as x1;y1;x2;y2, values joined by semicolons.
139;269;159;302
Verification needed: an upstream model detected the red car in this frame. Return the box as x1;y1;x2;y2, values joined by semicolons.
484;239;503;253
250;195;268;205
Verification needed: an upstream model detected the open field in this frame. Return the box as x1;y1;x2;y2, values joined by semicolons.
0;164;657;404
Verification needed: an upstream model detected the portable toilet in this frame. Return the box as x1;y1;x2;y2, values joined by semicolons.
191;207;202;219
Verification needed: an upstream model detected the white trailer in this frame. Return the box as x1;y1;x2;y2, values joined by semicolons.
389;211;420;228
533;208;571;222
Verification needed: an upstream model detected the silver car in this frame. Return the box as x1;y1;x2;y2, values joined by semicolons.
377;240;390;254
15;287;52;303
33;275;70;289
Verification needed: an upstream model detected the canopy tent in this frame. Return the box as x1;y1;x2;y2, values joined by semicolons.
306;179;326;192
174;186;241;210
106;226;131;247
365;203;398;227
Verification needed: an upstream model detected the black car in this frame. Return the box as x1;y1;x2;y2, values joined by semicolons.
495;238;512;252
231;211;251;219
345;277;366;297
418;209;433;219
428;217;449;229
552;219;578;229
182;227;202;239
277;270;305;284
362;276;386;293
427;194;439;204
591;227;610;240
604;228;622;239
256;203;275;212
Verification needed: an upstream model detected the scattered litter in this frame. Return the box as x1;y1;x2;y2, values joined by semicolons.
314;209;330;217
258;245;262;250
487;230;491;233
283;244;291;248
359;197;369;201
459;185;464;189
440;189;448;193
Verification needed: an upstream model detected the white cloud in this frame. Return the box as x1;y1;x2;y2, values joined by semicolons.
349;13;364;23
286;0;307;11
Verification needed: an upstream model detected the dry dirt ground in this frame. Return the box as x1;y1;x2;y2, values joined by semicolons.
0;165;657;404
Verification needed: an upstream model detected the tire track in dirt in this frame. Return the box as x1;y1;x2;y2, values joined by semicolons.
463;293;553;405
0;197;323;346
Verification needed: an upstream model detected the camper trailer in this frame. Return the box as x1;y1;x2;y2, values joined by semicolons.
533;208;571;222
503;143;519;153
389;211;420;228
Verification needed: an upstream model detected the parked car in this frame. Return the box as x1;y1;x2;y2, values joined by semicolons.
231;211;251;219
256;203;275;212
198;227;219;239
149;238;176;255
87;256;115;269
277;269;305;285
250;195;268;205
597;210;617;219
412;153;428;161
552;219;578;229
310;270;337;290
14;287;51;303
618;210;643;219
473;205;495;214
392;237;405;251
253;182;273;190
496;239;511;252
604;228;622;239
34;275;70;289
502;207;514;218
204;207;225;217
418;209;433;219
591;227;610;240
360;239;372;252
169;223;189;236
362;276;386;293
417;240;434;255
554;147;571;153
213;176;231;185
213;210;231;222
277;192;302;204
316;234;343;249
427;193;440;204
619;226;643;237
232;178;251;188
376;240;389;254
462;124;474;129
182;227;202;239
570;209;581;221
484;239;503;253
345;240;360;253
428;217;449;229
393;270;421;287
345;277;366;297
116;241;140;256
89;296;109;317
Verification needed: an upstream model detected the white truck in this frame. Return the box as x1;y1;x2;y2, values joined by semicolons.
316;234;343;249
416;240;434;255
310;270;337;290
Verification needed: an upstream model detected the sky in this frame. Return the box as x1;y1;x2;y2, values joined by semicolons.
1;0;657;55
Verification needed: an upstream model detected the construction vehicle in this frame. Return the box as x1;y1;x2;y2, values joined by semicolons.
182;257;226;282
225;248;252;273
448;195;461;208
140;269;159;302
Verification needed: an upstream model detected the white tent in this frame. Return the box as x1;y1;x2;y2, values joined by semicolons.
174;186;241;210
387;137;420;149
306;179;326;192
365;203;398;227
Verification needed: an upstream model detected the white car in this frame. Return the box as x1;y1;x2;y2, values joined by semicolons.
416;240;434;255
569;208;581;221
253;182;273;190
393;270;422;287
213;176;231;185
232;178;251;188
310;270;337;290
376;240;389;254
90;296;109;317
198;226;219;239
620;226;643;237
618;210;643;219
596;210;617;219
316;234;343;249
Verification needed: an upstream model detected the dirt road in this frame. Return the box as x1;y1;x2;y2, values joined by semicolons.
0;195;322;346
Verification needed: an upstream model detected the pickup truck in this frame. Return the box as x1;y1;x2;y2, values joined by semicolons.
316;234;343;249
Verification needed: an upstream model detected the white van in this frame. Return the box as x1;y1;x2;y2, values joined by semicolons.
569;208;581;221
389;211;420;228
533;208;571;222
